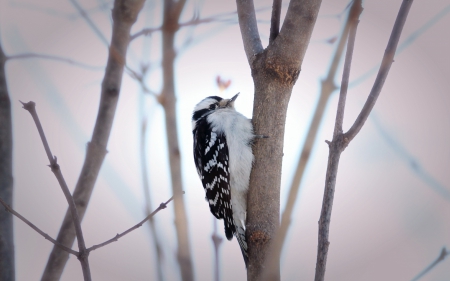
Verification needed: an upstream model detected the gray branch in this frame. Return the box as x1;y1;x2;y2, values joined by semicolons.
236;0;263;64
270;0;323;64
41;0;145;280
21;101;91;281
87;196;174;252
269;0;282;44
314;1;414;280
6;53;103;70
411;247;449;281
160;1;195;281
345;0;414;142
0;36;15;281
0;197;79;256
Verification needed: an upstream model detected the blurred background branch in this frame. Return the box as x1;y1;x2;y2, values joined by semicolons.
411;247;449;281
0;33;15;281
41;0;145;279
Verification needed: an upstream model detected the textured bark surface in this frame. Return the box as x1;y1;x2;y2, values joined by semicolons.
0;37;15;281
41;1;145;280
236;1;323;280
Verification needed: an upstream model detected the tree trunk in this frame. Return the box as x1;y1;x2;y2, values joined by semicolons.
0;37;15;281
236;0;323;280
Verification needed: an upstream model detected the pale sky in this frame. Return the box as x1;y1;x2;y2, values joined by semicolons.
1;0;449;280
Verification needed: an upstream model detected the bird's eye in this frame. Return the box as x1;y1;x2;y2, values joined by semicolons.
209;104;217;110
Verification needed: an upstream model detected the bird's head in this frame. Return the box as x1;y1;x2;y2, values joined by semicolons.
192;93;239;128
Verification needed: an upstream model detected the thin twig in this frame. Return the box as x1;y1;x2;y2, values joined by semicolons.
69;0;109;46
140;106;165;281
6;53;103;70
87;196;175;252
370;113;450;200
269;0;282;43
411;247;449;281
130;13;237;41
0;197;79;256
21;101;91;281
314;1;414;280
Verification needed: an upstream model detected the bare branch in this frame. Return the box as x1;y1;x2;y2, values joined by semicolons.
269;0;282;43
211;219;223;281
371;113;450;201
140;111;164;281
0;38;15;281
270;0;323;64
131;13;235;42
411;247;449;281
69;0;109;46
21;101;91;281
131;26;162;41
314;2;362;280
259;2;358;280
6;53;103;70
236;0;263;64
344;0;414;142
0;197;79;256
41;0;145;279
87;196;175;252
314;1;414;280
160;1;194;280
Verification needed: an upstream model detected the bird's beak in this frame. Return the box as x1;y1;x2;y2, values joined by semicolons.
226;92;240;107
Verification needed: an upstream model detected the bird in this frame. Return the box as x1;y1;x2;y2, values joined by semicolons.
192;93;254;267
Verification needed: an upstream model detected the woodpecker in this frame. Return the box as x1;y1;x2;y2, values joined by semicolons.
192;93;254;267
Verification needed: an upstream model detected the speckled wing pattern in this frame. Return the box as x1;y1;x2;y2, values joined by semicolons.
193;117;235;240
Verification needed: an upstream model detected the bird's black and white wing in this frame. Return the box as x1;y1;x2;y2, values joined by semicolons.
193;118;235;240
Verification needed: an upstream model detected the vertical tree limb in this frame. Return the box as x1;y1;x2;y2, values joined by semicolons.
211;218;223;281
345;0;414;142
140;118;165;281
160;1;194;280
269;0;282;44
236;0;263;64
314;1;414;280
237;1;322;280
41;0;145;280
260;2;359;280
0;34;15;281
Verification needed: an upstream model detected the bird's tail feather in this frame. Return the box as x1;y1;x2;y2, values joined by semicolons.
235;225;248;268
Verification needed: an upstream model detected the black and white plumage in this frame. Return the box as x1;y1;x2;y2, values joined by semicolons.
192;93;254;267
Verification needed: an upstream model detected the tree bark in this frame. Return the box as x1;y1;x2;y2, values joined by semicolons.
236;1;322;280
41;1;145;280
0;35;15;281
